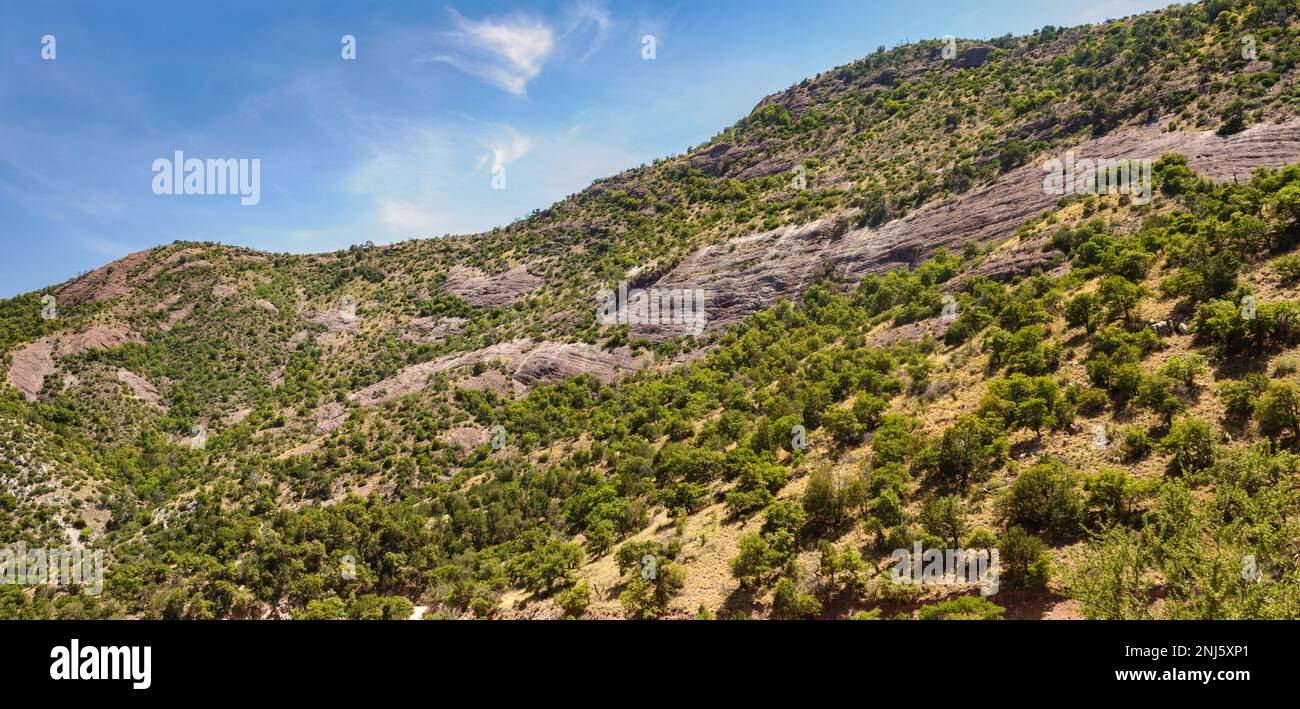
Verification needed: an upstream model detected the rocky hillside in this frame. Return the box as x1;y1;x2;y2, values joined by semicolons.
3;0;1300;620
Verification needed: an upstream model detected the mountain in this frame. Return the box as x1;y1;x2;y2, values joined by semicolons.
4;0;1300;620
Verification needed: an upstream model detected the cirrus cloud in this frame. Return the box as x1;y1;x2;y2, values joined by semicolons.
432;9;555;95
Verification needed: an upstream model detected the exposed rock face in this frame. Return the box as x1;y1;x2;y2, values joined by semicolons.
6;326;142;400
406;316;465;342
862;67;897;89
942;246;1057;291
510;342;647;386
641;119;1300;332
956;44;997;69
444;265;543;308
734;155;800;181
162;247;205;264
116;368;162;408
308;307;360;332
636;217;839;337
441;425;490;451
457;368;525;398
752;85;815;117
158;303;194;333
56;250;152;305
152;293;183;312
688;143;745;176
316;340;649;432
7;340;55;401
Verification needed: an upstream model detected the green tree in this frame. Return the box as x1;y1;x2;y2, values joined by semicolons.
1000;460;1084;541
1160;417;1217;475
921;494;968;549
772;576;822;619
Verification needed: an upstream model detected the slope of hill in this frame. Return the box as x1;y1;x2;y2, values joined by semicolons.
3;0;1300;620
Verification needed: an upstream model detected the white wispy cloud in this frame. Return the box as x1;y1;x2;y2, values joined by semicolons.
432;9;555;95
563;0;612;62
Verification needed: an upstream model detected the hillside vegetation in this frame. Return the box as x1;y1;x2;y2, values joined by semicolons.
3;0;1300;620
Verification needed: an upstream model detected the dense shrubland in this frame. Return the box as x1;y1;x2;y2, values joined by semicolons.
3;0;1300;619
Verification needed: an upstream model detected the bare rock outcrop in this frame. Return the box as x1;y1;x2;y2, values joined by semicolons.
406;316;466;342
317;340;650;432
870;315;952;347
955;44;997;69
56;250;152;305
441;425;490;451
510;342;647;386
640;119;1300;333
636;216;841;336
7;326;142;400
444;265;543;308
116;368;162;408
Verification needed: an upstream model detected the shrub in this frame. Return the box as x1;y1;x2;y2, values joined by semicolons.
822;407;864;448
1254;381;1300;442
730;533;779;588
1160;417;1217;475
1000;460;1084;541
618;562;684;620
851;393;888;430
1134;374;1185;425
1120;425;1154;461
1159;354;1207;389
1219;374;1269;423
1274;254;1300;284
1085;468;1143;524
772;577;822;619
916;595;1005;620
802;468;846;532
1274;356;1300;377
999;526;1051;589
558;580;591;618
872;414;920;464
1072;386;1110;415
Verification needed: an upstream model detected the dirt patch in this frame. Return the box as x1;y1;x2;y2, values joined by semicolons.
406;316;465;342
223;408;252;426
308;308;360;332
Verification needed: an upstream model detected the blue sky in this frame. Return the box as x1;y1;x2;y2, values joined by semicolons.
0;0;1170;297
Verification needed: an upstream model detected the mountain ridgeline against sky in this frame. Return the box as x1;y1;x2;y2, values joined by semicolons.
4;0;1300;620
